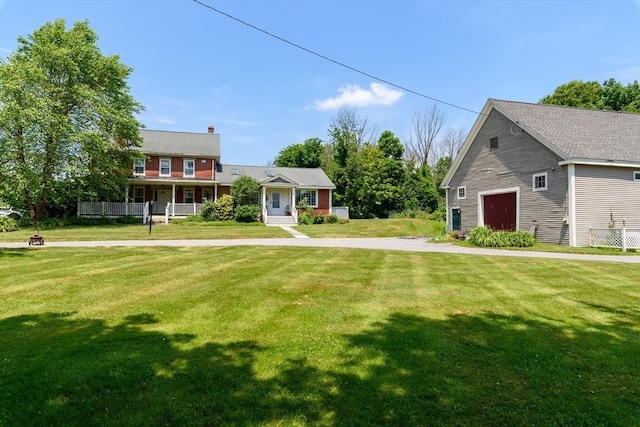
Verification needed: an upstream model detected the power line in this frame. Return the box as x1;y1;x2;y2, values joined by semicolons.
190;0;485;117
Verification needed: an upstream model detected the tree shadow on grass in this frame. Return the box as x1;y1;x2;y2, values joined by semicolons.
0;249;26;258
1;310;638;426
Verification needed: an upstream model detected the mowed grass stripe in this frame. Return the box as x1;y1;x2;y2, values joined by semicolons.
0;246;638;426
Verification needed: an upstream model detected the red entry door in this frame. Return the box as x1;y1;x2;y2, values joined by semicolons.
483;192;516;231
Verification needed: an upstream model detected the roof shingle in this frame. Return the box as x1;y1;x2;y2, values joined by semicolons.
139;129;220;158
491;99;640;163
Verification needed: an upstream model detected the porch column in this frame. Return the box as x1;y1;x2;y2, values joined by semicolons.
328;189;332;214
262;186;267;221
124;186;129;216
291;187;296;213
172;184;176;217
214;183;218;201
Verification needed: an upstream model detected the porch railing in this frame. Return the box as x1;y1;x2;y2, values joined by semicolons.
78;202;145;217
590;226;640;252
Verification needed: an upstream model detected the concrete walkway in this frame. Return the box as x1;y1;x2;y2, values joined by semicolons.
2;237;638;264
279;226;310;239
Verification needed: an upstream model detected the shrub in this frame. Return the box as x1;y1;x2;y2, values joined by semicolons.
213;195;234;221
324;213;339;224
0;217;19;232
298;212;314;225
313;213;325;224
200;200;216;221
117;215;141;225
235;205;261;223
429;206;446;222
390;209;431;219
231;176;260;206
183;215;204;223
468;226;536;248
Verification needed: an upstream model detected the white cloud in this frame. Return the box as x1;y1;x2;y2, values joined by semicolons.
224;118;260;127
314;82;404;111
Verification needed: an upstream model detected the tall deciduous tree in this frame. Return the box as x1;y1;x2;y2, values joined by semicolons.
404;103;445;167
274;137;324;168
325;108;375;209
0;19;143;221
540;78;640;112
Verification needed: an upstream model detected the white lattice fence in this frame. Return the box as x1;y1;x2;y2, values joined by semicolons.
626;229;640;249
590;227;640;251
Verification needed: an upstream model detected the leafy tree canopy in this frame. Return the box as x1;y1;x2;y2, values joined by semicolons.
378;130;404;160
0;19;144;221
540;78;640;112
274;137;324;168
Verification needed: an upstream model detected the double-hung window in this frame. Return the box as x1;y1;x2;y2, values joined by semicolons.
160;158;171;176
133;158;145;176
184;159;195;177
184;188;195;203
296;189;318;207
457;186;466;200
133;187;144;203
532;172;548;191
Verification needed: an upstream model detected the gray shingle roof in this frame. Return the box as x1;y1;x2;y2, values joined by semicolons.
491;99;640;163
140;129;220;158
217;164;335;188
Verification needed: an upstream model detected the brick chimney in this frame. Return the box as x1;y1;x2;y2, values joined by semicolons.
208;125;215;134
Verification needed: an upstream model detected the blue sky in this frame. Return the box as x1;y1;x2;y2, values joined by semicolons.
1;0;639;165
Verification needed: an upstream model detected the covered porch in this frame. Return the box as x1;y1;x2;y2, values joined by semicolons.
261;185;298;225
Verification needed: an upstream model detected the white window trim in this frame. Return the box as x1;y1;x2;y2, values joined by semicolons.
183;159;195;178
159;158;171;177
296;189;318;207
133;158;145;176
457;186;466;200
634;171;640;182
532;172;548;191
183;188;195;203
477;186;520;231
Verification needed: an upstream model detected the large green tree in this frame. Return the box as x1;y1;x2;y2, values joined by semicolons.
274;137;324;168
341;131;405;218
230;175;260;206
0;19;143;221
325;108;374;210
540;78;640;112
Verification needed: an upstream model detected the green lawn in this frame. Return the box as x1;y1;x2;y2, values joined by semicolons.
295;218;443;238
1;246;638;426
0;221;291;242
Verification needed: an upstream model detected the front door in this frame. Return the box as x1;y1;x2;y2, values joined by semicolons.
153;189;171;214
269;190;284;215
451;208;461;231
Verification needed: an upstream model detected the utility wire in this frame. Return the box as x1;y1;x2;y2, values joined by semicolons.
191;0;485;117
